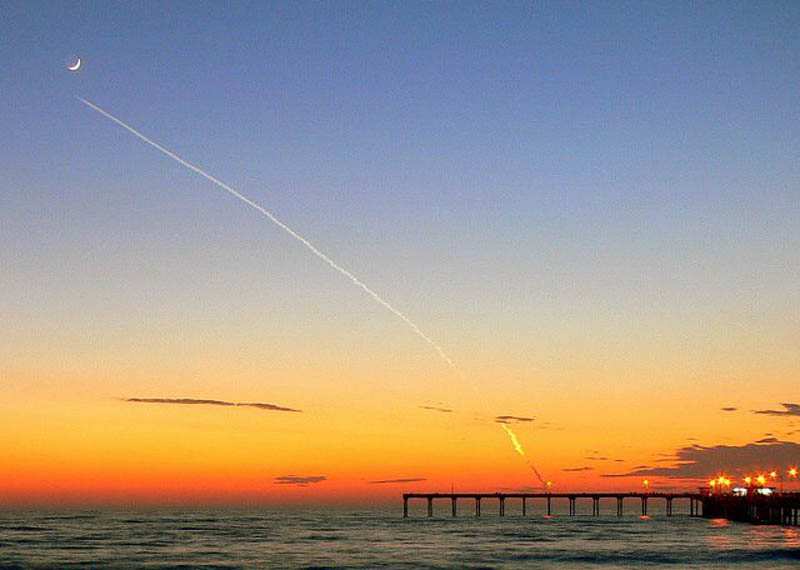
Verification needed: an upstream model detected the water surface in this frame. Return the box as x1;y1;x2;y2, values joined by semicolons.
1;507;798;568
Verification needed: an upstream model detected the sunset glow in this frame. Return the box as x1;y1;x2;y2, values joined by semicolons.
2;2;798;510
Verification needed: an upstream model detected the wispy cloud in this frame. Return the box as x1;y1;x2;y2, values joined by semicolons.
720;407;737;412
755;436;779;443
368;478;427;485
601;439;800;479
419;405;453;413
273;475;326;486
494;415;534;424
562;466;593;472
753;403;800;417
125;397;301;413
238;402;301;412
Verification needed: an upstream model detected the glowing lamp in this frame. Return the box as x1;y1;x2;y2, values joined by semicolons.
756;475;767;486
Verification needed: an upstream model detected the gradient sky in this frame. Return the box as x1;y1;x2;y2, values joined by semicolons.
2;2;799;505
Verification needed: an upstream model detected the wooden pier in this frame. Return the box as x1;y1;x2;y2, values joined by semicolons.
402;492;699;518
402;491;800;526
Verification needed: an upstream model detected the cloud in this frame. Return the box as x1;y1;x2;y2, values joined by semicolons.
419;405;453;413
585;456;609;461
494;415;534;424
125;397;301;413
720;407;737;412
601;439;800;480
753;403;800;417
755;437;779;443
562;466;593;472
368;478;427;485
238;402;301;412
273;475;326;486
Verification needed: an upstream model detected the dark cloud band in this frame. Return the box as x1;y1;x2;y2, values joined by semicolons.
495;415;534;424
368;478;427;484
273;475;326;486
602;439;800;479
125;397;301;413
754;403;800;417
419;406;453;413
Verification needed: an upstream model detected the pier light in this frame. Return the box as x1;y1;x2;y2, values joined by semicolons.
789;467;798;478
756;474;767;486
769;471;778;480
744;476;752;486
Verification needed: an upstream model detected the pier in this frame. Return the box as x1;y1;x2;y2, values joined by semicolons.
402;492;698;518
701;493;800;525
402;491;800;526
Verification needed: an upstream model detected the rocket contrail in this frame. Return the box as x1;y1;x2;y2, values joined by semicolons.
77;97;459;374
78;97;548;485
501;423;547;488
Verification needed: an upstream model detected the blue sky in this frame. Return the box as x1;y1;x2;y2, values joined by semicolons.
2;2;799;400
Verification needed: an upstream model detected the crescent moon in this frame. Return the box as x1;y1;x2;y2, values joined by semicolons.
67;57;82;71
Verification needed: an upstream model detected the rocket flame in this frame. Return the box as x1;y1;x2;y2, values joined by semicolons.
500;424;547;488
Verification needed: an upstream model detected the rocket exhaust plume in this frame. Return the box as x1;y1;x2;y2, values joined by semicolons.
501;424;547;488
78;97;543;483
76;97;459;375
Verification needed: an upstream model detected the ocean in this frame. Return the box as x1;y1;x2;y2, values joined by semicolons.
1;506;799;568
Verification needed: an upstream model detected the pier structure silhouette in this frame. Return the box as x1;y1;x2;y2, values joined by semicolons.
402;491;800;526
402;492;695;518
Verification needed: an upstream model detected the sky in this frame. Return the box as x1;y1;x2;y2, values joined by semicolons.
1;1;799;505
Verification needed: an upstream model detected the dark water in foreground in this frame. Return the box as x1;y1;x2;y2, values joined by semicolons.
1;508;799;568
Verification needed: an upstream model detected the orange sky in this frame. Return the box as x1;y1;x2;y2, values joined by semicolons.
2;343;798;505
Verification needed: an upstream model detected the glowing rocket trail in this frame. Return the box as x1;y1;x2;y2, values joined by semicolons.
78;97;546;484
77;97;459;375
501;424;547;488
500;423;525;456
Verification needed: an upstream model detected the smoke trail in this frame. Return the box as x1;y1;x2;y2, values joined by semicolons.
501;424;547;488
76;97;459;375
77;97;549;485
